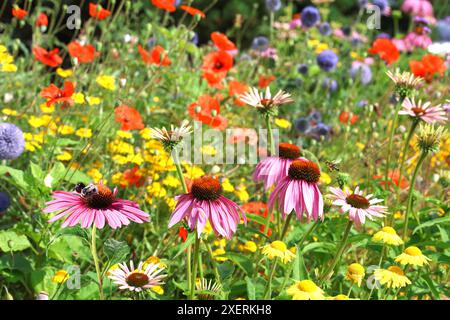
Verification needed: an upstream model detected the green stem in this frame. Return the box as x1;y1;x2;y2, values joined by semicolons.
402;151;427;242
173;151;188;193
368;245;385;300
91;226;104;300
320;220;353;282
205;242;222;287
298;220;320;248
280;213;293;240
189;236;201;300
396;120;419;201
265;115;275;156
186;245;192;297
263;258;278;299
269;12;274;43
384;101;403;191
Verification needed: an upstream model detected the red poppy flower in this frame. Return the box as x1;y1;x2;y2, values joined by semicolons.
180;5;205;19
12;7;28;20
36;13;48;27
201;51;233;86
373;170;408;190
32;46;63;68
228;80;248;106
114;105;145;131
89;3;111;20
409;54;446;82
179;227;188;242
68;41;97;63
211;32;236;51
241;201;273;236
40;81;75;107
188;95;228;130
258;75;276;88
368;38;400;65
151;0;176;12
138;45;170;66
339;111;358;125
123;167;145;187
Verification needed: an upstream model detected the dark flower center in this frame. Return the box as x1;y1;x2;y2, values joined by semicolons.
83;184;114;209
260;98;273;107
288;159;320;183
345;194;370;209
126;272;149;288
191;176;222;201
278;143;301;160
215;62;223;70
411;107;425;115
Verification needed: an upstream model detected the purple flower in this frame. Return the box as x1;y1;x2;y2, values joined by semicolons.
373;0;389;12
266;0;282;12
295;117;310;133
298;64;309;75
349;62;372;85
318;22;332;36
252;36;270;52
0;192;10;212
322;78;338;92
317;50;338;72
308;111;322;123
0;123;25;160
377;33;391;39
437;18;450;41
191;32;199;45
301;6;320;28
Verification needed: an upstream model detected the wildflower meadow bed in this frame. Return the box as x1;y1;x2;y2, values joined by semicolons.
0;0;449;301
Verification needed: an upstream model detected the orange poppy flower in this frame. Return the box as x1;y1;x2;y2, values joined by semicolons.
368;38;400;65
179;227;188;242
138;45;170;66
89;3;111;20
36;13;48;27
373;170;408;190
409;54;446;82
241;201;273;236
33;46;62;68
201;51;233;86
68;41;97;63
180;5;205;19
258;75;276;88
228;80;248;106
123;167;145;187
151;0;176;12
40;81;75;107
12;7;28;20
339;111;358;125
188;95;228;130
211;32;236;51
114;105;145;131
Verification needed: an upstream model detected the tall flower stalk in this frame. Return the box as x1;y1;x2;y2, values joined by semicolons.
91;226;104;300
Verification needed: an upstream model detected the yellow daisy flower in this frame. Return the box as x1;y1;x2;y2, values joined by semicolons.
261;240;296;264
395;246;431;267
52;270;69;284
287;280;325;300
96;75;116;91
346;263;365;287
76;128;92;138
274;118;291;129
239;241;257;253
372;226;404;246
56;68;73;78
374;266;411;289
56;151;72;161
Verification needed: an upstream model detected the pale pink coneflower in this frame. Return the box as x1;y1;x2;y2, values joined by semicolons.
253;142;302;190
268;159;324;222
108;261;166;292
239;87;293;111
43;182;149;229
399;98;446;124
168;176;246;239
328;186;387;226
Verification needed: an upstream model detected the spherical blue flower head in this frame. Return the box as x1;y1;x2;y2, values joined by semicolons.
297;64;309;75
322;78;338;92
373;0;388;12
341;26;351;36
376;33;391;39
175;0;181;7
301;6;320;28
317;50;338;72
357;100;368;108
191;32;199;45
266;0;282;12
308;111;322;123
318;22;332;36
436;19;450;41
314;123;331;136
349;64;372;85
146;37;156;48
0;192;10;212
358;0;369;8
0;123;25;160
294;118;310;133
251;36;270;52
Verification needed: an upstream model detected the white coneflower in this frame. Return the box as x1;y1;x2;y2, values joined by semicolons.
386;69;423;99
108;261;166;292
239;87;293;113
150;120;192;150
195;278;222;300
399;98;446;124
416;123;448;154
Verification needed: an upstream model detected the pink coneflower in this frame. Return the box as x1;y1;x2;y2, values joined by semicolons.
108;261;166;292
168;176;246;239
268;159;324;222
328;186;387;226
399;98;446;124
43;182;149;229
401;0;434;19
253;142;302;190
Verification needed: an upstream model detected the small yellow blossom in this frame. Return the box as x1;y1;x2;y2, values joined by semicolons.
287;280;325;300
56;151;72;161
76;128;92;138
2;108;18;116
52;270;69;284
261;241;296;264
274;118;291;129
372;227;404;246
96;75;116;91
151;286;164;295
72;92;85;104
86;96;102;106
346;263;365;286
212;248;228;262
374;266;411;289
395;246;431;267
56;68;73;78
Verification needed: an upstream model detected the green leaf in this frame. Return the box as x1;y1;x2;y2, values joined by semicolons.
48;235;90;262
0;166;29;190
245;213;267;226
217;261;234;281
293;245;307;280
413;217;450;234
0;231;32;252
245;276;256;300
30;267;58;297
221;253;253;275
104;239;130;264
174;232;195;258
301;242;335;254
421;274;440;300
29;162;45;182
63;168;91;184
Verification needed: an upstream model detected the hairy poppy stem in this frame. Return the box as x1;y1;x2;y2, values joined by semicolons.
91;226;104;300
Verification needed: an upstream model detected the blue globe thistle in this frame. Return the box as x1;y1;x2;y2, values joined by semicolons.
341;26;352;36
316;50;338;72
308;111;322;123
358;0;369;8
373;0;388;12
0;192;10;212
376;33;391;39
0;123;25;160
349;63;372;85
322;78;338;92
294;118;310;133
437;18;450;41
251;36;269;52
318;22;332;36
301;6;320;28
297;64;309;75
265;0;282;12
357;100;369;108
310;123;331;140
191;32;199;45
